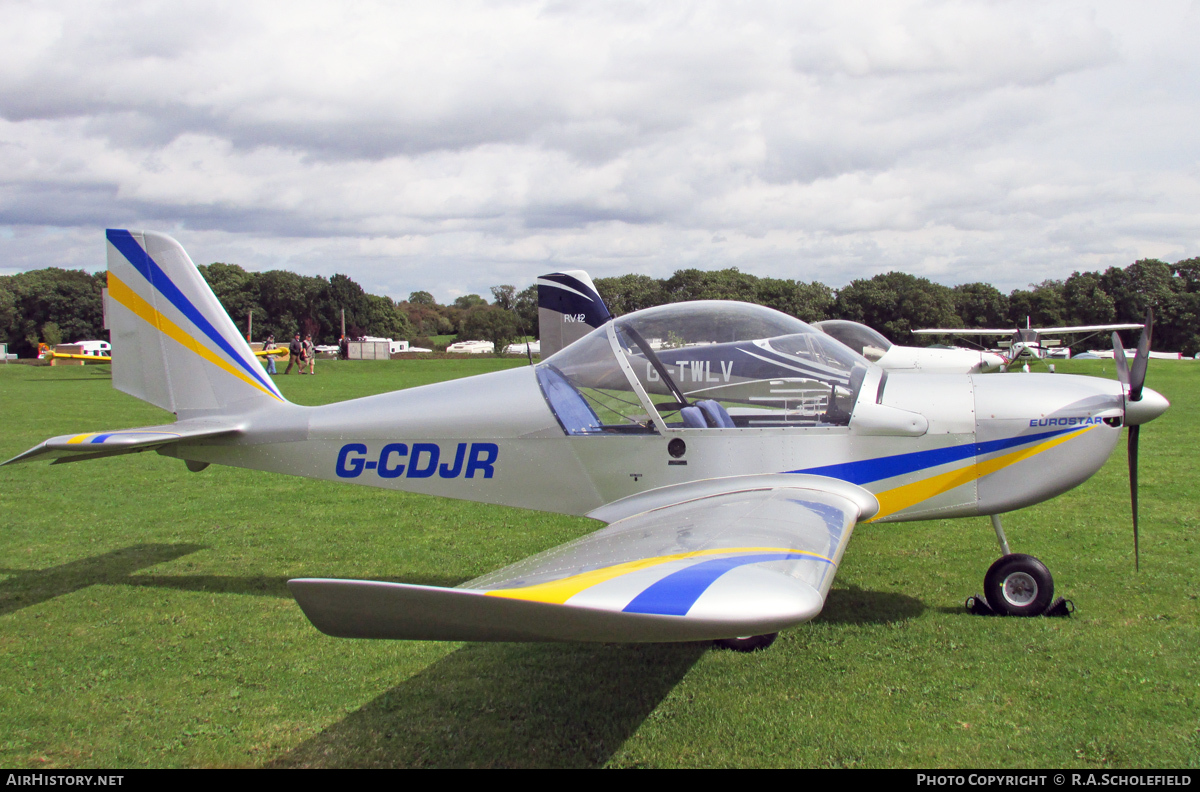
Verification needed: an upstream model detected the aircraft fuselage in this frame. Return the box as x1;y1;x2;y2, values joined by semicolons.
164;366;1130;525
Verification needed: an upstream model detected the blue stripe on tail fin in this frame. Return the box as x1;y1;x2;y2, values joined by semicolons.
104;230;287;416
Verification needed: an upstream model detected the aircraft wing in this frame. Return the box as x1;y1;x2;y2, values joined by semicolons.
912;328;1014;336
51;352;111;361
289;475;878;643
914;324;1144;336
1;420;243;466
1033;323;1143;334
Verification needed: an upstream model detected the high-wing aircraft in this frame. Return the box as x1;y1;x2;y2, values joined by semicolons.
913;319;1145;367
38;341;112;362
2;232;1170;651
253;348;288;359
537;274;1004;374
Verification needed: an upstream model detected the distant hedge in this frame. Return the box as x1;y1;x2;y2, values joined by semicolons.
3;255;1196;358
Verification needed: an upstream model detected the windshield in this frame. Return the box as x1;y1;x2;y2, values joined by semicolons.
536;327;655;434
539;301;873;431
814;320;892;361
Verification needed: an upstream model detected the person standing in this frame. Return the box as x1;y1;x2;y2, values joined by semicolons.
263;334;277;375
285;332;302;374
304;334;316;375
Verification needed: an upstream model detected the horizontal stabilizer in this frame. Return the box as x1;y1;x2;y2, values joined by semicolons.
289;571;823;643
2;421;242;466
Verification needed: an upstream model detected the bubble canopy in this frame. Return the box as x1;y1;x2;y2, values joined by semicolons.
536;301;874;434
813;320;893;361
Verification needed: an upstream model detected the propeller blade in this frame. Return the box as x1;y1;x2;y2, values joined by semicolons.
1129;309;1153;402
1112;332;1130;387
1128;424;1140;571
1124;309;1153;571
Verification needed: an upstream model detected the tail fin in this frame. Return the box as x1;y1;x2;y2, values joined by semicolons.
536;270;612;358
104;229;287;417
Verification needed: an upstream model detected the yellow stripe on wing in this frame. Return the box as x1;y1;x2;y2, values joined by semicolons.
107;273;283;402
869;426;1094;521
485;546;830;605
64;430;183;446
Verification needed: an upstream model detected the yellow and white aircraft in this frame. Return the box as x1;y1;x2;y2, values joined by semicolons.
39;340;112;362
2;231;1170;650
254;347;288;359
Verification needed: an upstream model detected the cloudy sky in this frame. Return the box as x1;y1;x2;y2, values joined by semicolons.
2;0;1198;302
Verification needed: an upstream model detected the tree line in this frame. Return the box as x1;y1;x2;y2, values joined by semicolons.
0;262;537;357
594;258;1200;355
2;256;1197;358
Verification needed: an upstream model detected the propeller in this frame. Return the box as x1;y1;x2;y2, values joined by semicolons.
1112;309;1154;571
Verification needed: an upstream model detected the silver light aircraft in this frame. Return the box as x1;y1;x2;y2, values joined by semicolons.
3;231;1171;650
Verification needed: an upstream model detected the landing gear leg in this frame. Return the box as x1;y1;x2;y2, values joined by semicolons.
990;513;1011;556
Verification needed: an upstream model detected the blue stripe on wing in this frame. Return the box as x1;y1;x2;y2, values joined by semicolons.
622;552;825;616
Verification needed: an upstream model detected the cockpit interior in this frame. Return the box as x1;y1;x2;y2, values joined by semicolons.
536;302;873;435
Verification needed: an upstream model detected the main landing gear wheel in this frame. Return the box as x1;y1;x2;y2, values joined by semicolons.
713;633;778;652
983;554;1054;617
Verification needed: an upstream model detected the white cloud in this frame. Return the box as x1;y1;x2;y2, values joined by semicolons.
1;0;1198;301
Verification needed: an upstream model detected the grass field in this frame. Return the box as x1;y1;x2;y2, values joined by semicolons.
0;358;1197;768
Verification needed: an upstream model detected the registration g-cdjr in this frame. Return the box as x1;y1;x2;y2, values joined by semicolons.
335;442;499;480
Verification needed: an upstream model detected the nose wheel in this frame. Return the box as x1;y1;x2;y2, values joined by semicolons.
983;554;1054;616
967;515;1072;617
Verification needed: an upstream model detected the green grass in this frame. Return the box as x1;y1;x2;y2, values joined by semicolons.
0;359;1197;768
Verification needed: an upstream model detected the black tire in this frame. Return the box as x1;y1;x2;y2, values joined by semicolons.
983;554;1054;616
713;633;778;652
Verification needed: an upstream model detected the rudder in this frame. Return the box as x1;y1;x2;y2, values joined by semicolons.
105;229;287;417
536;270;612;358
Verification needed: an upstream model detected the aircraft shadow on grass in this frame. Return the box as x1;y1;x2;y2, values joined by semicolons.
0;543;207;616
1;546;921;768
268;640;710;769
0;544;471;614
815;585;924;624
266;588;922;769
